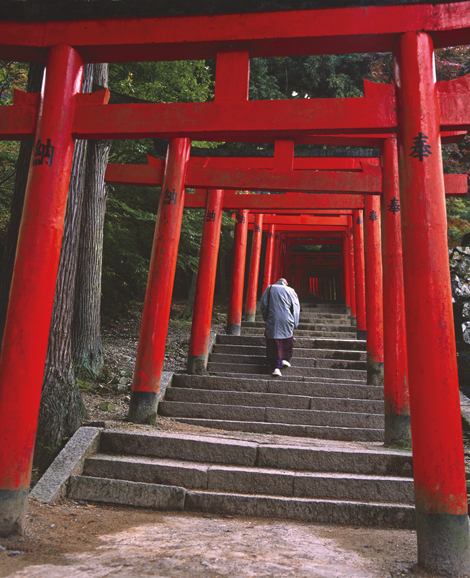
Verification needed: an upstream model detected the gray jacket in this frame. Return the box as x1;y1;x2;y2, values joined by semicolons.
260;281;300;339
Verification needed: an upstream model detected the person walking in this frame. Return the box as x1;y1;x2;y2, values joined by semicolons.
260;278;300;376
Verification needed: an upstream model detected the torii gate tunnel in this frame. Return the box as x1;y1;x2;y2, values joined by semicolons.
0;2;470;574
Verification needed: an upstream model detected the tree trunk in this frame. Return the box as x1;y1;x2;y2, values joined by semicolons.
0;63;44;347
219;249;227;303
34;65;94;471
72;63;112;378
178;271;198;320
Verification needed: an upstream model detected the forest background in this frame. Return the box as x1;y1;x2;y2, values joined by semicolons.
0;5;470;470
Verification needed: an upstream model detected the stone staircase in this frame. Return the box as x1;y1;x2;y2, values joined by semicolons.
67;301;416;528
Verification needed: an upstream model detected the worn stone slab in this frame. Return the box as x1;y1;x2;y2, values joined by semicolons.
308;397;384;413
158;371;174;402
208;353;365;371
461;391;470;431
293;472;415;504
216;335;366;351
208;466;295;497
100;430;259;466
165;387;311;410
218;372;366;385
159;400;266;422
171;417;383;442
242;328;358;339
265;407;384;428
207;362;366;381
68;476;186;510
30;427;102;503
84;454;209;489
267;380;383;399
185;491;415;529
256;444;413;476
302;425;384;442
211;344;367;361
172;374;269;392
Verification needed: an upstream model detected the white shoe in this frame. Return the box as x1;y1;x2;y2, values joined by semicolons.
272;368;282;377
282;360;291;368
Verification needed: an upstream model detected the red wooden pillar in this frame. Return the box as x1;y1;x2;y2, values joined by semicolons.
272;232;281;283
381;137;411;447
226;209;248;335
187;189;224;374
0;45;84;536
262;224;275;293
245;213;264;321
128;138;191;424
394;31;469;574
343;233;351;310
347;215;357;326
353;209;366;339
364;195;384;386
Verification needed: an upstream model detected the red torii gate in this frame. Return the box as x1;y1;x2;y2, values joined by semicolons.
0;3;469;573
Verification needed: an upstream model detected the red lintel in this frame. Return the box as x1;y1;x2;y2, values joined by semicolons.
248;215;349;226
2;80;470;142
186;193;365;210
1;2;470;63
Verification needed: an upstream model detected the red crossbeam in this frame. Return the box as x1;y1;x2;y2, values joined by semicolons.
248;215;349;226
2;86;470;142
1;2;470;62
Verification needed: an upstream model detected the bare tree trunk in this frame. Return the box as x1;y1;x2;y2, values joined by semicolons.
34;65;94;471
72;63;112;378
219;249;227;303
0;63;44;347
178;271;198;320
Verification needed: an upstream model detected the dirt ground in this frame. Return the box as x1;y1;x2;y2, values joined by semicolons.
4;301;468;578
0;499;425;578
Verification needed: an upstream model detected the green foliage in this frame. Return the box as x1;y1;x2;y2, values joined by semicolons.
102;187;157;316
0;61;27;252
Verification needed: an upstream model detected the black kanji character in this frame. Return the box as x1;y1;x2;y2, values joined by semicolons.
33;138;55;167
350;227;354;235
356;216;362;225
268;232;273;239
206;209;216;222
388;197;401;214
369;210;378;222
163;188;177;205
236;213;245;224
255;225;261;233
410;132;432;161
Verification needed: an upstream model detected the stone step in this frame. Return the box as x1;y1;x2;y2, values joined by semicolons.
241;328;358;339
206;362;366;381
214;371;366;384
82;454;414;505
165;388;384;413
297;305;349;311
158;401;384;429
67;475;415;529
216;335;366;351
172;374;383;399
255;315;352;326
211;344;367;361
169;417;384;442
245;321;355;333
208;353;367;371
185;491;415;529
98;431;411;476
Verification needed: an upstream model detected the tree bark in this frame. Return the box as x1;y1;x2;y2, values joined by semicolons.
0;63;44;347
34;65;94;471
178;271;198;320
72;63;112;378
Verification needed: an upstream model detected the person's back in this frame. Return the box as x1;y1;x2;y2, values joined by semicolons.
260;279;300;376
